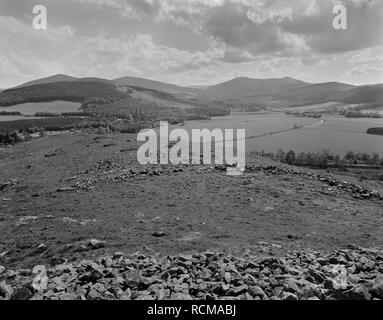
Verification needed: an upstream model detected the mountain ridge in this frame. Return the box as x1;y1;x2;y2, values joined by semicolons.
4;74;383;107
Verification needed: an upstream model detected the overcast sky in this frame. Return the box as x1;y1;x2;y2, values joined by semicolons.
0;0;382;88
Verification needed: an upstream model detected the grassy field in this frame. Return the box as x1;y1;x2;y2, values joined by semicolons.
0;101;82;115
0;117;85;133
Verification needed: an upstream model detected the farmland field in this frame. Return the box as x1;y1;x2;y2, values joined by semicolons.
286;101;357;113
0;101;81;120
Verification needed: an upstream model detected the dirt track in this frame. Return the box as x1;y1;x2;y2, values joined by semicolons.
1;131;382;269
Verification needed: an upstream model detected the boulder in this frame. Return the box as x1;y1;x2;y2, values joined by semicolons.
88;239;105;250
371;276;383;299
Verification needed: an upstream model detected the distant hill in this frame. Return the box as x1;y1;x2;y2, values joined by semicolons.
5;74;383;109
204;77;311;99
0;81;128;106
272;82;383;107
114;76;203;95
276;82;356;103
331;84;383;104
14;74;79;88
206;78;383;107
188;85;210;90
13;74;121;89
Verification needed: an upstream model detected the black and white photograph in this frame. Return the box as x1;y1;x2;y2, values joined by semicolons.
0;0;383;309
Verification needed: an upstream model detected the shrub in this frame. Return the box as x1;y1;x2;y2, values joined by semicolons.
284;151;296;165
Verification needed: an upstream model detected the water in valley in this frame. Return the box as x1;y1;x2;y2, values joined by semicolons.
175;112;383;156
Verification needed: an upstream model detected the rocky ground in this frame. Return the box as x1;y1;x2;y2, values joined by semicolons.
1;244;383;300
0;131;383;300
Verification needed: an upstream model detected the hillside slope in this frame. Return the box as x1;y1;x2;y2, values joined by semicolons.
5;74;383;109
0;81;128;106
14;74;78;89
331;84;383;104
212;79;383;107
0;132;382;270
115;76;203;95
204;77;311;99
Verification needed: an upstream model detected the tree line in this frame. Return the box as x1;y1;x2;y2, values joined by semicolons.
253;149;383;168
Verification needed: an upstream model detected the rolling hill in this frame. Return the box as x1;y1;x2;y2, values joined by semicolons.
271;82;356;106
205;78;383;107
14;74;78;88
204;76;311;99
114;76;202;95
0;81;128;106
271;82;383;107
2;74;382;110
331;84;383;104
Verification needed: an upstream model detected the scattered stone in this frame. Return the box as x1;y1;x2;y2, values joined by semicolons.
248;285;266;299
123;269;142;288
371;276;383;299
113;252;124;259
57;179;95;192
243;165;382;200
0;282;13;299
16;216;38;226
152;231;166;238
170;292;193;300
103;143;116;148
18;269;32;276
6;270;17;279
0;246;382;300
10;286;34;300
88;239;105;250
227;285;248;296
281;292;298;300
37;243;47;252
45;149;60;158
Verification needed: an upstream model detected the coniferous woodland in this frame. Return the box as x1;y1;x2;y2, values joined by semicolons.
0;94;230;145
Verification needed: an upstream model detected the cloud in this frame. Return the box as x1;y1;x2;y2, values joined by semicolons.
1;0;382;87
0;15;75;40
0;54;24;80
349;65;383;77
78;0;383;58
348;46;383;63
283;0;383;54
0;14;223;86
78;33;224;75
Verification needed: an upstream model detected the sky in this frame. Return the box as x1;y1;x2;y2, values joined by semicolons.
0;0;383;88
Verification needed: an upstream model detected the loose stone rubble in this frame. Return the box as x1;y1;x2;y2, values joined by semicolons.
0;179;17;192
57;179;96;192
243;165;382;200
54;163;382;201
1;245;382;300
